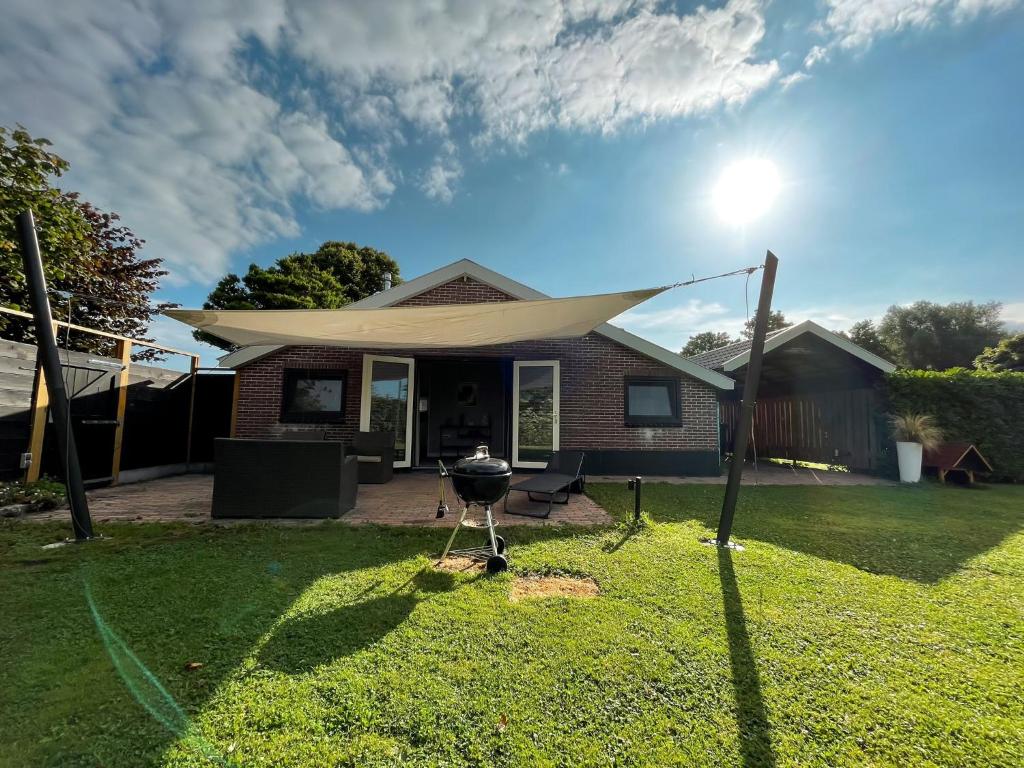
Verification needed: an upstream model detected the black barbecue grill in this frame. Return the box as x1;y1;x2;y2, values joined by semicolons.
437;446;511;574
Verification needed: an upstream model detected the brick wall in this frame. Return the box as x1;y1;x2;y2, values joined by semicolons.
394;276;518;306
234;276;719;458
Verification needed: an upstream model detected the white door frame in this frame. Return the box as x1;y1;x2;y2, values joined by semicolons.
360;354;416;468
511;360;560;469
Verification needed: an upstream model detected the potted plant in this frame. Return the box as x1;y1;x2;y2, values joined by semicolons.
890;413;943;483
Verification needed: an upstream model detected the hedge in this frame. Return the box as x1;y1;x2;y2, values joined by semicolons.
884;368;1024;482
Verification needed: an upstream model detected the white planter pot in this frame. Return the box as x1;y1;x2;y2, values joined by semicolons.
896;441;923;483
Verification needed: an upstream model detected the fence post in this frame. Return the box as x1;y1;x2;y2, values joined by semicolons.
23;342;52;484
185;355;199;466
110;339;132;484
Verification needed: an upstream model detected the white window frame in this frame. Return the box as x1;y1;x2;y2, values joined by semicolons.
360;354;416;469
512;360;560;469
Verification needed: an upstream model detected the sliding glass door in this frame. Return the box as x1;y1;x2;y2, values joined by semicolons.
512;360;560;468
360;355;415;468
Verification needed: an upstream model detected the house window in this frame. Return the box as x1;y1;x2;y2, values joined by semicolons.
624;376;681;427
281;369;347;424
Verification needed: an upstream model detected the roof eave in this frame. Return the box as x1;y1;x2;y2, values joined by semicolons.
720;320;898;373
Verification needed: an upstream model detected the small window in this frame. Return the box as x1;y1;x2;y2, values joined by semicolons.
281;369;347;424
624;376;681;427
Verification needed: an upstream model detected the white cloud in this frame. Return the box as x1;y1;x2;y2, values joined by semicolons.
821;0;1019;49
2;0;1008;296
0;0;783;288
0;0;387;285
1001;302;1024;331
804;45;830;68
420;142;463;204
780;71;811;89
618;299;740;348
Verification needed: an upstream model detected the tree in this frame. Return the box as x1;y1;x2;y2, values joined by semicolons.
1;125;169;359
741;310;791;340
681;331;733;357
877;301;1003;370
842;319;892;360
196;241;402;350
974;333;1024;372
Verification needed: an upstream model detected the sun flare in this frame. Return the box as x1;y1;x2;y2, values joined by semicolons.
713;158;781;226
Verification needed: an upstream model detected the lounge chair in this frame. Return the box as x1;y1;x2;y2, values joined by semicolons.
349;430;396;484
503;451;585;519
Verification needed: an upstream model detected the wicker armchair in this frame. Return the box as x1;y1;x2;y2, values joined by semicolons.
350;431;396;484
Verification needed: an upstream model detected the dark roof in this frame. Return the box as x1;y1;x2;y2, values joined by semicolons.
686;328;788;370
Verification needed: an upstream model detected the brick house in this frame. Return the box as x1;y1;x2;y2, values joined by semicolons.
218;259;734;476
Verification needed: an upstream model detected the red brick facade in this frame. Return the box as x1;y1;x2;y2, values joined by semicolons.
395;276;518;306
234;276;721;473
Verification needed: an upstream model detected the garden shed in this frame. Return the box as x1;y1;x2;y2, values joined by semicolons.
689;321;897;471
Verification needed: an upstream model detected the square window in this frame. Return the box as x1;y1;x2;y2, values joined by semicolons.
281;369;347;424
624;377;681;426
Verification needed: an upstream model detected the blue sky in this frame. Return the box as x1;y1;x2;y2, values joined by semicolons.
1;1;1021;368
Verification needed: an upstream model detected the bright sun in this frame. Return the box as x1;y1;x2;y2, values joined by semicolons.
712;158;781;226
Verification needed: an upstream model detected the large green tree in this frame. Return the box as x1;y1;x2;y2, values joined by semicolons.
681;331;733;357
875;301;1004;370
197;242;402;350
1;125;169;359
741;310;791;340
841;319;891;360
974;333;1024;372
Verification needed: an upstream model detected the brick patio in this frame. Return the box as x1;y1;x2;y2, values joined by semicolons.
28;472;612;526
23;463;891;526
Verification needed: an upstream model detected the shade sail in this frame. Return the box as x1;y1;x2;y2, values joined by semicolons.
165;287;666;349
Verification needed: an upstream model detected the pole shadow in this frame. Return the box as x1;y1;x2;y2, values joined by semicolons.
718;547;776;768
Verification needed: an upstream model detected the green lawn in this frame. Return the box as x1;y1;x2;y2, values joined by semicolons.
2;483;1023;767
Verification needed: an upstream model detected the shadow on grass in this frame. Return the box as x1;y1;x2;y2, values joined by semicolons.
0;519;600;766
588;482;1024;583
719;547;776;768
258;568;458;673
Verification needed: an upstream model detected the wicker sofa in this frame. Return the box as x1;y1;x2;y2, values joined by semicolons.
212;438;358;518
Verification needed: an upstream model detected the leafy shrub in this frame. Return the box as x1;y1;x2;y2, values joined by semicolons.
0;478;66;511
884;369;1024;481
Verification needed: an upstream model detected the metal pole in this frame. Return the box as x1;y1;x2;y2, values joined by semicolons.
713;250;778;547
16;210;94;540
631;476;642;524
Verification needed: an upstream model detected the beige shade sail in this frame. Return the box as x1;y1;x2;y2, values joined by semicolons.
165;287;667;349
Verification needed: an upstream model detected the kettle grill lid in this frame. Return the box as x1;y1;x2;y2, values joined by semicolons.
452;446;511;476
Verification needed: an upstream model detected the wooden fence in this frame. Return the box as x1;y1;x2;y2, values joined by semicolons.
720;388;886;471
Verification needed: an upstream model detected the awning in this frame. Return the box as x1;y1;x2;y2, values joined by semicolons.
165;287;667;349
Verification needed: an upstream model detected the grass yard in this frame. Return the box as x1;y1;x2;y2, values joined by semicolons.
2;483;1023;767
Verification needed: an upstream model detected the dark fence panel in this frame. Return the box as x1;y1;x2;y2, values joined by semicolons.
1;338;235;483
119;364;192;471
188;373;235;463
721;388;885;471
40;349;122;483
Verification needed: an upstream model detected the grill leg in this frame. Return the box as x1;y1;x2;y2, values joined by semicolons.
484;505;499;556
439;506;469;562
